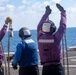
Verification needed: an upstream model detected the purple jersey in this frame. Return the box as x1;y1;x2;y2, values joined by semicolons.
0;24;8;64
37;11;66;66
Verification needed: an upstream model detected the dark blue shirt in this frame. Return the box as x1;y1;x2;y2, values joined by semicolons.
12;38;38;67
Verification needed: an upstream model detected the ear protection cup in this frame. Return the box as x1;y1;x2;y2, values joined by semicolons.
51;23;56;34
42;21;56;34
19;27;31;38
19;28;24;38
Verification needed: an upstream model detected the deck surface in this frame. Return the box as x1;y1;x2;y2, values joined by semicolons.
3;50;76;75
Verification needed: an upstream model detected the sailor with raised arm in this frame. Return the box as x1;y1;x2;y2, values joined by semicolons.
37;3;66;75
0;17;12;75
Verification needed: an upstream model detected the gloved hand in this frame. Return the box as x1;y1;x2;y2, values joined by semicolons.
12;63;18;70
7;55;14;61
56;3;65;12
45;5;52;15
5;17;12;24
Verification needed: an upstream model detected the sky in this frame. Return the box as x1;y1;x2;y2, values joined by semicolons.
0;0;76;30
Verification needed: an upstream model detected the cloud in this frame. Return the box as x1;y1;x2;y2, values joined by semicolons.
0;0;76;30
13;1;59;30
0;4;15;29
22;0;34;4
6;4;15;12
0;0;8;5
8;1;60;30
18;6;25;11
52;0;61;3
22;0;27;4
67;7;76;14
66;6;76;27
0;7;5;12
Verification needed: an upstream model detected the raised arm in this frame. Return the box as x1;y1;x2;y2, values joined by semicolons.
37;6;52;40
0;17;12;41
55;3;66;44
56;3;66;26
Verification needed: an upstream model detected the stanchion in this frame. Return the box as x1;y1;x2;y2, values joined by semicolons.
62;36;65;75
64;32;69;75
7;22;13;75
62;32;69;75
0;42;7;75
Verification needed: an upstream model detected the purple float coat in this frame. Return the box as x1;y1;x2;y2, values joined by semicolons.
37;11;66;66
0;24;8;64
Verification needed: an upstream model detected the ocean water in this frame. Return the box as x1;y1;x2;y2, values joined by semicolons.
2;27;76;52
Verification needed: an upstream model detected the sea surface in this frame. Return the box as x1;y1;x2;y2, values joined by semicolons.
2;27;76;52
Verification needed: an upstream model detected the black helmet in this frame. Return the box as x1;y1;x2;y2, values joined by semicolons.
42;20;56;34
19;27;31;38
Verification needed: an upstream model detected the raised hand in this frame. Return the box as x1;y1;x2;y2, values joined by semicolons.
56;3;65;12
5;17;12;24
45;5;52;15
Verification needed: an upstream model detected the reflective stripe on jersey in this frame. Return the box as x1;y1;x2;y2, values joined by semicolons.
25;39;34;43
39;39;54;43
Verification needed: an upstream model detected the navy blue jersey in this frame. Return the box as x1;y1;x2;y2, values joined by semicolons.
12;38;38;67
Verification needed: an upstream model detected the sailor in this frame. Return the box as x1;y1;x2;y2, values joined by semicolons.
37;3;66;75
12;27;39;75
0;17;12;75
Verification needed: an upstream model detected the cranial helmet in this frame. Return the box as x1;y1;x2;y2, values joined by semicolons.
19;27;31;38
42;20;56;34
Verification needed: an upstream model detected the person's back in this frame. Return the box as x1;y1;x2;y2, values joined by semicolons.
12;27;39;75
18;38;38;67
38;33;62;65
37;3;66;75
